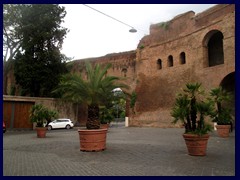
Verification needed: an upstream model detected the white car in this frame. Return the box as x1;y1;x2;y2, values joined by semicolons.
48;119;74;130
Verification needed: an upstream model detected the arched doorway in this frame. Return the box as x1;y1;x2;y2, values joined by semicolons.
220;72;235;129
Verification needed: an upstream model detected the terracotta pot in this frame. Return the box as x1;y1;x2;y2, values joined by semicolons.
216;124;231;138
36;127;47;138
183;133;210;156
78;128;107;152
100;123;109;129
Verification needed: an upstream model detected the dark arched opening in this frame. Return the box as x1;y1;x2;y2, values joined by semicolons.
208;31;224;66
220;72;235;129
179;52;186;65
167;55;173;67
157;59;162;69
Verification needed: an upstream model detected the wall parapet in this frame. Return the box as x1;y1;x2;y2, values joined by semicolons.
139;4;234;48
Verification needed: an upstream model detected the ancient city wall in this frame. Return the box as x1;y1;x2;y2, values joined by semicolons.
69;50;137;92
129;4;235;127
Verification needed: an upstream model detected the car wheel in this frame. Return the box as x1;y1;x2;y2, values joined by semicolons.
66;125;71;129
48;125;52;130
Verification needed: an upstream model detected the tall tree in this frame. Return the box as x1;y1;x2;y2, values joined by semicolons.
11;4;69;97
3;4;25;94
3;4;25;62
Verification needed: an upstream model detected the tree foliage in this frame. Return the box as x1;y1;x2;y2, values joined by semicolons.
171;83;214;135
3;4;24;94
53;61;129;129
5;4;69;97
209;87;233;125
3;4;24;62
29;104;58;127
100;89;127;124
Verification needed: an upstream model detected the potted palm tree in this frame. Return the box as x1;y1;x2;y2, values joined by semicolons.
209;87;233;138
54;61;128;151
29;104;58;138
171;83;214;156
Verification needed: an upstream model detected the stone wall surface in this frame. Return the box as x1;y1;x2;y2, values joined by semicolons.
129;4;235;127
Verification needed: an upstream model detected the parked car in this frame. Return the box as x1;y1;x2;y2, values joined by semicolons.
47;119;74;130
3;121;6;133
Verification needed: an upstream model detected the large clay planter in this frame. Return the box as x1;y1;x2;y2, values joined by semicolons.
216;124;231;138
183;134;210;156
100;123;110;129
36;127;47;138
78;128;108;152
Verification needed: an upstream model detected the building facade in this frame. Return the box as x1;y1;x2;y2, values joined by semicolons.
70;4;235;127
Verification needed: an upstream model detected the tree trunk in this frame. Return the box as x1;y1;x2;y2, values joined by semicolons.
191;98;197;131
86;105;100;129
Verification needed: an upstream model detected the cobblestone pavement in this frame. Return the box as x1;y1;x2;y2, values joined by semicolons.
3;123;235;176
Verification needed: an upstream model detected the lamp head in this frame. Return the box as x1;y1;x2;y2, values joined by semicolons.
129;28;137;33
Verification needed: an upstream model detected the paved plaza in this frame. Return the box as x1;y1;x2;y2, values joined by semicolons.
3;122;235;176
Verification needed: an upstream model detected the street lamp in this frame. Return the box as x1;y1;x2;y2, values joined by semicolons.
129;28;137;33
83;4;138;33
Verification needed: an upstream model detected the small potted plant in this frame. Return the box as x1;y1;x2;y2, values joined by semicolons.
100;106;114;129
29;104;58;138
209;87;233;137
171;82;214;156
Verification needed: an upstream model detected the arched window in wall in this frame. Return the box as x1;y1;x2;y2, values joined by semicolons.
157;59;162;69
167;55;173;67
121;66;127;77
203;30;224;67
208;31;224;66
179;52;186;64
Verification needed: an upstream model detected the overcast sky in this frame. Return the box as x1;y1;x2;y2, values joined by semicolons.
60;4;216;60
